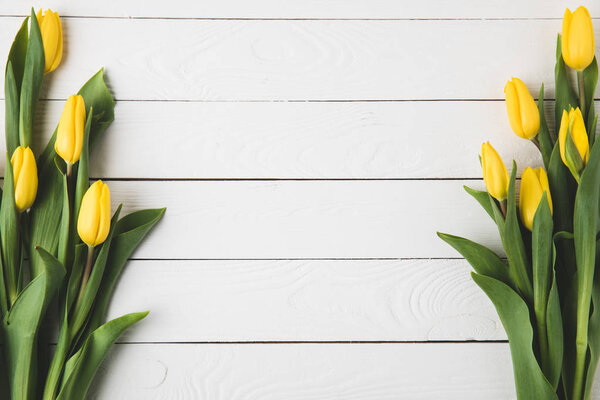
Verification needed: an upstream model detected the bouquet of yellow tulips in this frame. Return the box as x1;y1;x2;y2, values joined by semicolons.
0;9;164;400
439;6;599;400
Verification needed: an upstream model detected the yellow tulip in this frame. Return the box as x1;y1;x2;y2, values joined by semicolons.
11;146;38;212
55;95;86;165
504;77;540;140
77;180;111;247
37;9;63;73
562;6;595;71
558;107;589;167
519;167;552;231
481;142;509;201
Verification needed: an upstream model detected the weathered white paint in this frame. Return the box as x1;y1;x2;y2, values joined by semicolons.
106;259;504;343
0;18;592;101
88;343;520;400
0;99;551;179
107;180;500;259
4;0;600;19
0;0;576;397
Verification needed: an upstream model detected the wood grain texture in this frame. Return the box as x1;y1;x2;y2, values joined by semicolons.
0;18;592;101
2;99;550;179
105;259;503;342
4;1;600;19
87;343;522;399
108;180;500;259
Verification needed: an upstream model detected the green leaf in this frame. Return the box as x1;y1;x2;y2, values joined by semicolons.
463;185;497;221
503;161;533;304
69;207;121;337
472;273;557;399
548;145;574;233
546;268;563;390
77;69;115;149
3;247;65;400
7;17;29;94
56;311;149;400
437;232;511;285
1;157;20;307
18;8;44;148
29;70;115;279
87;208;165;332
5;62;19;157
56;160;70;268
589;114;598;148
531;194;556;386
65;245;87;317
73;108;93;240
564;121;585;182
552;231;577;397
571;123;600;399
583;56;598;132
537;84;554;167
555;34;578;132
583;237;600;399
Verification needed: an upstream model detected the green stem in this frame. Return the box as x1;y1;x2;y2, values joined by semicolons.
572;278;593;400
499;200;507;218
7;212;22;307
535;307;550;378
42;327;71;400
74;245;94;311
578;70;586;118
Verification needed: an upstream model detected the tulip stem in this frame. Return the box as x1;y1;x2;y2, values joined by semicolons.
75;245;94;310
66;162;73;178
499;200;507;218
578;70;586;118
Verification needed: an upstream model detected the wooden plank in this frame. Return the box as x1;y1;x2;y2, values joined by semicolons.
13;100;546;179
88;343;520;399
0;18;588;101
5;0;600;19
107;180;500;259
106;259;504;342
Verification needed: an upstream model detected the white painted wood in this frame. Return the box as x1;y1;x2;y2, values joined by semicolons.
88;343;520;399
0;2;582;397
4;1;600;19
9;100;548;179
0;18;588;101
108;180;500;259
105;259;503;342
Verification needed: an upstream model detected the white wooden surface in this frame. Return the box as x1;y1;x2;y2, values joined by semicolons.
0;1;594;398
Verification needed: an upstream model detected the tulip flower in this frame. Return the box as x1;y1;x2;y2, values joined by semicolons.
36;9;63;73
559;107;589;179
562;6;595;71
504;77;540;140
11;146;38;212
481;142;509;202
55;95;86;166
519;167;552;231
77;180;111;247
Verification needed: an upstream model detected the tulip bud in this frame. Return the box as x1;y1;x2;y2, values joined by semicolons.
562;6;595;71
559;107;589;178
11;146;38;212
55;95;86;165
519;167;552;231
504;77;540;140
481;142;509;201
36;9;63;73
77;180;111;247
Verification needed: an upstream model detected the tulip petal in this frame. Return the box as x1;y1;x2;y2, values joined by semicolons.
562;6;594;71
513;78;540;139
95;183;111;246
505;80;524;137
